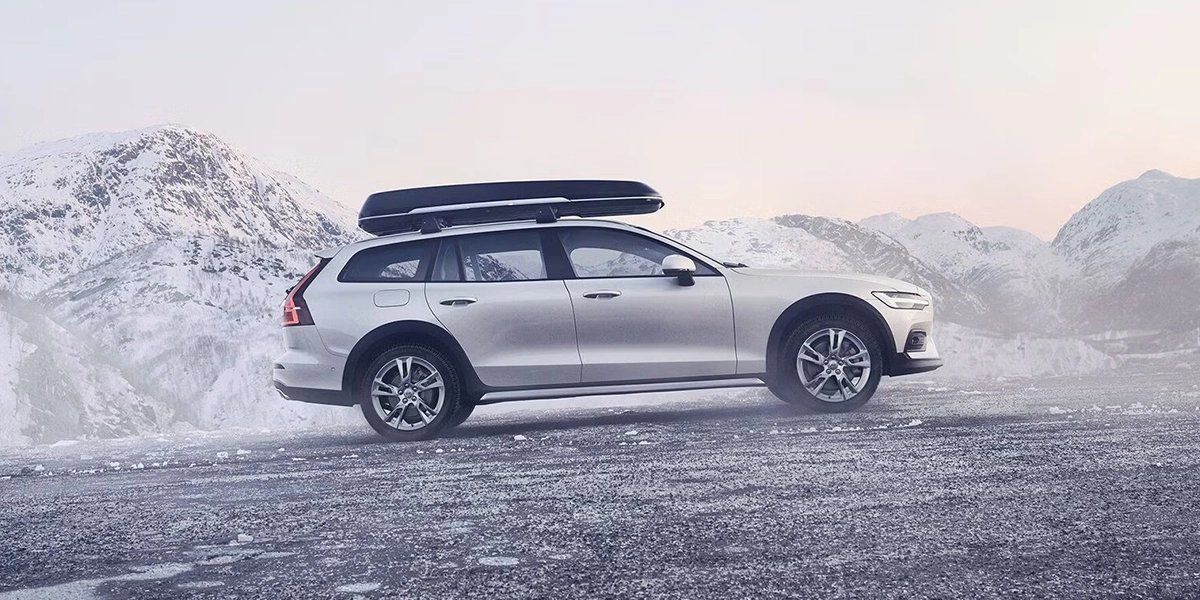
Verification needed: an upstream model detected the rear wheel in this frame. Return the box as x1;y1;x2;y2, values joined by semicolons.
772;313;883;412
359;345;461;441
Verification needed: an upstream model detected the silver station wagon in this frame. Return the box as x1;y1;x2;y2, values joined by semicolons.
273;181;942;440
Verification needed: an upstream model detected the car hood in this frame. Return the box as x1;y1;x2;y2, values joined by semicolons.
728;267;926;294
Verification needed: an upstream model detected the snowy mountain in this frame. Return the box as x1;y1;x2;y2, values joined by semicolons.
858;212;1069;332
0;123;1194;445
0;124;357;295
1052;170;1200;332
0;126;358;444
1053;170;1200;286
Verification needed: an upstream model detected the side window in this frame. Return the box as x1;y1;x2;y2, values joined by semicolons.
559;228;717;278
457;231;547;282
339;241;430;282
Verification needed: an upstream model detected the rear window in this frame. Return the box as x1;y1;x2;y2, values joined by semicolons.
339;241;432;282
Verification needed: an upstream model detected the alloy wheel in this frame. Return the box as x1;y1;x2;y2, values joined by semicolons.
795;328;872;403
370;356;446;431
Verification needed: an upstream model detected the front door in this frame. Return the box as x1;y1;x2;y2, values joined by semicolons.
556;227;736;383
426;229;580;388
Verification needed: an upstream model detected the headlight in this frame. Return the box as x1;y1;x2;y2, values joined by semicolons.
872;291;930;310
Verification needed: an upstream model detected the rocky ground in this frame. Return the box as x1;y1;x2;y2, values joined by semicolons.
2;367;1199;599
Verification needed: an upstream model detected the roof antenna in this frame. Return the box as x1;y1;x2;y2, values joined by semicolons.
535;206;559;224
419;216;443;234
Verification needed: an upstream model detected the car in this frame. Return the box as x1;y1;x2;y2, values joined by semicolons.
273;180;942;441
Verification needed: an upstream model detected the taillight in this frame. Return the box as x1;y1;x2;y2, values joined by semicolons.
282;259;328;327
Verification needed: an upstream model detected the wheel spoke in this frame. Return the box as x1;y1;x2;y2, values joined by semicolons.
841;373;860;393
384;403;406;423
371;378;399;397
828;329;846;356
414;401;435;424
394;357;414;385
413;372;443;391
843;350;870;366
800;343;825;364
805;374;831;392
837;377;849;401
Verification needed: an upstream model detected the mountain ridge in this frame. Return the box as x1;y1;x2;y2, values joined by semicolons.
0;124;1195;444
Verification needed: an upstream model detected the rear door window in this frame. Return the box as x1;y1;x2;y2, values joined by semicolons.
452;230;548;282
339;241;432;282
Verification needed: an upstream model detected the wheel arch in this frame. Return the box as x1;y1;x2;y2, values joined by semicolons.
765;293;897;381
342;320;483;400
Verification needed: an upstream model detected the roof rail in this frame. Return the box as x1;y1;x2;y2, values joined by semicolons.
358;180;663;235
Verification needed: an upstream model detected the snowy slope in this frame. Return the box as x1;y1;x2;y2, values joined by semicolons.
0;126;359;445
0;292;166;445
0;124;357;295
1051;170;1200;331
858;212;1069;332
37;237;355;431
1053;170;1200;286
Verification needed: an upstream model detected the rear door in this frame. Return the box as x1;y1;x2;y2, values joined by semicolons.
425;229;581;388
556;227;737;383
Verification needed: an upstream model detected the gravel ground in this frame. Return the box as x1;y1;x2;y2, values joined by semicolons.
2;368;1199;599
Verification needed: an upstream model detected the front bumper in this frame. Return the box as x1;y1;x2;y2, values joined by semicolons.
887;356;944;376
885;332;943;376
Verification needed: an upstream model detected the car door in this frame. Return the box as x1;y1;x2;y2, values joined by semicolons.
557;226;737;383
425;229;581;388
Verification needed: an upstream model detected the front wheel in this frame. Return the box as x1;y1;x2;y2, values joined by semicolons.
359;345;461;441
772;313;883;412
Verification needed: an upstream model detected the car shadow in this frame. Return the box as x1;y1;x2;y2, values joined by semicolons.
444;401;802;440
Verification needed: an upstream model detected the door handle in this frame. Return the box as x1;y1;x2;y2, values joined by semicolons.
582;290;622;299
439;297;478;306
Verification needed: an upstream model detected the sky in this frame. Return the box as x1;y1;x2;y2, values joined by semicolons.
1;1;1198;239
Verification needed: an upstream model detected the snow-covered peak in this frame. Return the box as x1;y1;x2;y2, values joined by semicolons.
1137;168;1175;181
1052;170;1200;284
857;212;911;236
0;125;358;294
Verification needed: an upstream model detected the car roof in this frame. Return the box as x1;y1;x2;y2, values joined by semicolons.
339;218;645;253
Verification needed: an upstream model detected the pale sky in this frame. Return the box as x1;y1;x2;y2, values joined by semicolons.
2;1;1198;239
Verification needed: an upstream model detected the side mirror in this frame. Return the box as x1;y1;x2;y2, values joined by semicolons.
661;254;696;287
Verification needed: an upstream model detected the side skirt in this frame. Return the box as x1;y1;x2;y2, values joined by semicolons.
477;377;766;404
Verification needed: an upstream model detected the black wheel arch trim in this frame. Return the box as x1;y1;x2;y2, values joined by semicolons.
766;293;898;380
341;320;486;399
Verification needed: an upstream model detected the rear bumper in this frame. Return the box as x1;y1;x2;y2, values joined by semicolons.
273;380;354;406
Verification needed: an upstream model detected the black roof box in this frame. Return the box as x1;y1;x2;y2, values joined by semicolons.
358;180;663;235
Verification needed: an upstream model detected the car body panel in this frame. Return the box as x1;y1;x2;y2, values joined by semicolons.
722;269;935;373
564;275;736;382
425;280;581;387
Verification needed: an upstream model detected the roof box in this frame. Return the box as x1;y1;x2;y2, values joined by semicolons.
358;180;663;235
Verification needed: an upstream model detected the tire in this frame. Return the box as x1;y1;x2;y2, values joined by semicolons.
445;399;476;429
771;312;883;412
358;344;461;441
